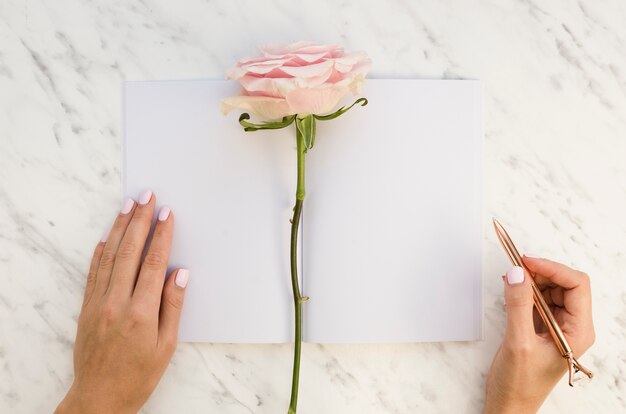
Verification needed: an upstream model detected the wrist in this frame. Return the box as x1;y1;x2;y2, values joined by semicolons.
484;395;542;414
55;383;136;414
55;387;82;414
484;381;546;414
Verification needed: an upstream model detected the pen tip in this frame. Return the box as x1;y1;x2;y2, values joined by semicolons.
492;217;505;234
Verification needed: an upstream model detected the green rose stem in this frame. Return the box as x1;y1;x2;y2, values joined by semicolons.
236;98;368;414
287;115;312;414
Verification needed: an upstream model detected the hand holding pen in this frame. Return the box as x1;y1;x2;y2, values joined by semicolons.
484;255;596;414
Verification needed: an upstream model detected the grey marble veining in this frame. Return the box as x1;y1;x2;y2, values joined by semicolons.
1;0;625;413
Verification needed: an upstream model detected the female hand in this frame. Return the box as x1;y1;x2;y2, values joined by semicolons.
484;255;595;414
55;190;189;414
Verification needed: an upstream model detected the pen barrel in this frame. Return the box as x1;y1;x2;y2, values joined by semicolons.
530;280;572;358
492;219;575;360
492;219;592;384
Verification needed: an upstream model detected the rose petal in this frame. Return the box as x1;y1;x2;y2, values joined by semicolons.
226;57;294;79
240;67;334;97
325;68;343;84
279;59;335;79
285;85;350;116
237;54;286;66
333;51;370;73
239;60;293;76
348;74;367;95
348;59;372;79
261;42;343;58
221;95;293;120
239;76;296;98
292;52;329;63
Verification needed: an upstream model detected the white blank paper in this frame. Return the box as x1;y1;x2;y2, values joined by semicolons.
124;79;482;344
124;80;299;343
303;80;482;343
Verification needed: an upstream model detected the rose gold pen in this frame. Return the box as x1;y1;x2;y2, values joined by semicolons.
492;218;593;386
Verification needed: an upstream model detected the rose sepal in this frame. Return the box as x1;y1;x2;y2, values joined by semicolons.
238;113;296;131
313;97;368;121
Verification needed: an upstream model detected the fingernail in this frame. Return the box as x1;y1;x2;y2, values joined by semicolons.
100;228;110;243
506;266;525;285
524;252;542;259
138;189;153;205
158;206;171;221
175;269;189;288
121;198;135;215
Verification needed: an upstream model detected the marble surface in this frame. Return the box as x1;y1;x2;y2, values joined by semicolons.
1;0;625;412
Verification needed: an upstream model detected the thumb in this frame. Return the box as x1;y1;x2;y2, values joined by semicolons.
503;266;536;343
158;268;189;352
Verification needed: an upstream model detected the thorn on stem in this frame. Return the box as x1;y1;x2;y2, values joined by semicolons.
301;296;310;302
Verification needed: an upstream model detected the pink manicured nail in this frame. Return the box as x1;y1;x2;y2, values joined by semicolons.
506;266;525;285
158;206;171;221
100;228;111;243
121;198;134;214
175;269;189;288
138;189;153;205
524;252;542;259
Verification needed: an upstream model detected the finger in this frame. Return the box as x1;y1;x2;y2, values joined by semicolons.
108;190;155;298
549;286;565;307
158;268;189;353
133;206;174;310
93;197;137;297
522;255;586;289
522;255;591;318
82;231;108;308
503;266;536;343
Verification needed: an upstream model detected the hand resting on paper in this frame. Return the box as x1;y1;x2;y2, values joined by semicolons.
483;256;595;414
55;190;189;414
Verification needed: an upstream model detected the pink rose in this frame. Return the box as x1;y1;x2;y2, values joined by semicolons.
221;41;371;120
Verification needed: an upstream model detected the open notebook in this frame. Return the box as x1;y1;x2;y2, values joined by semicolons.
123;79;482;343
